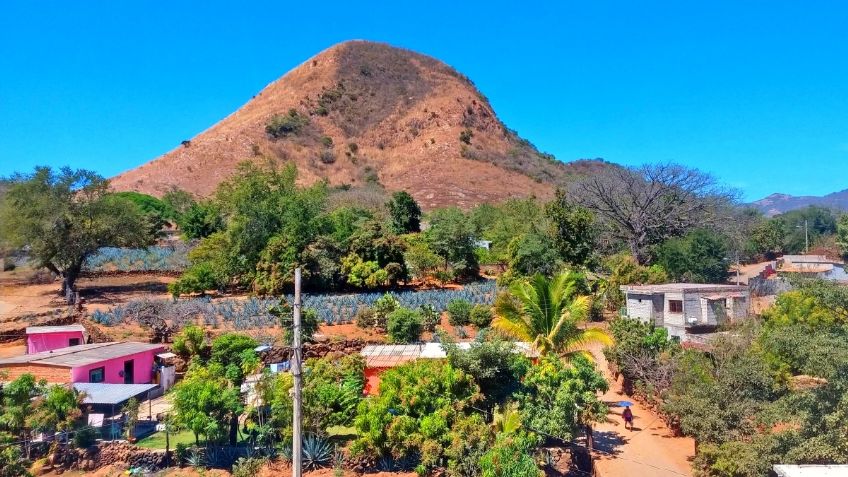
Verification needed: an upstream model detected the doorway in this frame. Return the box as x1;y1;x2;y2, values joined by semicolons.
123;360;134;384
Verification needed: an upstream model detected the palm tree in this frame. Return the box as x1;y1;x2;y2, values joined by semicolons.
492;271;612;356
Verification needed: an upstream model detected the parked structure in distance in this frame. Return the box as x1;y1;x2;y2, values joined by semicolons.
776;254;848;281
620;283;750;340
26;324;88;354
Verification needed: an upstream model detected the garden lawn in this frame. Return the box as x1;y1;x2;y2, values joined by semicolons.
135;429;197;449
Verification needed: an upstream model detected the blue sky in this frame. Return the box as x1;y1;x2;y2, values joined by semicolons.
1;1;846;201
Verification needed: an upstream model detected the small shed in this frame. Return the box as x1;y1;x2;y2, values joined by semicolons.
0;342;164;384
26;324;88;354
73;382;158;414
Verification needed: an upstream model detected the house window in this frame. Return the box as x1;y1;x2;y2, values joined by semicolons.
69;338;81;346
89;367;105;383
669;300;683;313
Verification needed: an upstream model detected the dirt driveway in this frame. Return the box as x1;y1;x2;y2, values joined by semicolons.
587;339;694;477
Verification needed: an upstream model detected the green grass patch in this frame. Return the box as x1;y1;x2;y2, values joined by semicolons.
135;429;196;449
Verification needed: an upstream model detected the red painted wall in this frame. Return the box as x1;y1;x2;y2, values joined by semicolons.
27;331;86;354
70;347;163;384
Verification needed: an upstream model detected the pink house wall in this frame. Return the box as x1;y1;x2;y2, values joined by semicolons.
70;347;163;384
27;331;85;354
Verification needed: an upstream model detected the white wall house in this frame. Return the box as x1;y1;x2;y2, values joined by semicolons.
620;283;750;340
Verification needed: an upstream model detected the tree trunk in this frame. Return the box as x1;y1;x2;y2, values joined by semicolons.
229;413;238;445
62;262;82;305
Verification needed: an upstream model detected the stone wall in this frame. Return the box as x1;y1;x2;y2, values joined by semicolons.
52;441;167;472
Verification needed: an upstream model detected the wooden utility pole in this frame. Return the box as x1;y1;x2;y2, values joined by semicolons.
292;267;303;477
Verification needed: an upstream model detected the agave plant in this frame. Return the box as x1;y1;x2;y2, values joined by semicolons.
302;434;333;470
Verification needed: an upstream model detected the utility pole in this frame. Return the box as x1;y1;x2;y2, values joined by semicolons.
292;267;303;477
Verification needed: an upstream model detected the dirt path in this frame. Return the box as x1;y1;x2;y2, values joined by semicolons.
587;340;695;477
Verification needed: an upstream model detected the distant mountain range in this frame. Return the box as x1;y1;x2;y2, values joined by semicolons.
752;190;848;216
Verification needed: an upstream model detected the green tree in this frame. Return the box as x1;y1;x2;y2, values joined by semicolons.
113;191;174;237
493;272;612;355
172;325;206;360
302;354;365;432
386;307;423;343
443;335;530;412
519;354;608;441
270;299;320;346
352;360;479;470
749;217;786;258
425;207;479;280
0;167;155;303
171;362;243;445
387;191;421;234
655;229;729;283
503;232;560;279
178;201;223;240
28;384;84;443
837;214;848;259
545;190;595;267
209;333;259;386
0;374;45;458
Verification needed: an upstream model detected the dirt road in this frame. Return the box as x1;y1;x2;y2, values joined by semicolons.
588;341;695;477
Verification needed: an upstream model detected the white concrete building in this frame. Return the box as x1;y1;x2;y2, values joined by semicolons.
620;283;749;340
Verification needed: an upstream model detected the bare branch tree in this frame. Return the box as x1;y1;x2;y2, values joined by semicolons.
569;163;737;263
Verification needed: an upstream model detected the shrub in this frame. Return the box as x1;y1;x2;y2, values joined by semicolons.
303;354;365;431
469;304;493;328
479;432;541;477
445;413;493;477
355;306;377;329
348;143;359;153
419;304;440;332
369;292;400;328
321;136;334;148
319;150;336;164
387;307;423;343
232;457;267;477
447;299;473;326
168;262;218;297
266;109;309;138
175;442;190;465
73;425;97;448
172;324;206;359
2;260;15;271
459;128;473;145
352;360;480;471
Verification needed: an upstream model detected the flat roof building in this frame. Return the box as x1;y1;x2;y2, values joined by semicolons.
26;324;87;354
620;283;749;341
0;341;164;385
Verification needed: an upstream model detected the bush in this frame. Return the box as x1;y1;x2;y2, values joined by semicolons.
266;109;309;138
387;307;423;343
479;432;541;477
168;263;218;297
419;304;440;332
175;443;190;465
319;150;336;164
352;360;480;471
469;304;493;328
73;425;97;448
321;136;334;148
447;299;473;326
459;128;473;145
355;306;377;329
232;457;267;477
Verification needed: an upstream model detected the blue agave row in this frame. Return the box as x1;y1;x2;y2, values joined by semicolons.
84;245;191;273
89;280;498;328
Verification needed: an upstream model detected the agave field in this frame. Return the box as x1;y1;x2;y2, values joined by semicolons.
90;280;498;329
84;244;191;273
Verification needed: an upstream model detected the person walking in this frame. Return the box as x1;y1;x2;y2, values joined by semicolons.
622;406;634;431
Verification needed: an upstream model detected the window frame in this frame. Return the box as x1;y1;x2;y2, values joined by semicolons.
89;366;105;383
668;299;684;313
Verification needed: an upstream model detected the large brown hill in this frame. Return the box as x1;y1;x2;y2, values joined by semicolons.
111;40;612;209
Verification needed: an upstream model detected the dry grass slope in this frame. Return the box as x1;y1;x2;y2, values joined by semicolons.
111;40;613;209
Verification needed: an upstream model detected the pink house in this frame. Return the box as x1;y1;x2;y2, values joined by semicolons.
26;324;88;354
0;342;164;384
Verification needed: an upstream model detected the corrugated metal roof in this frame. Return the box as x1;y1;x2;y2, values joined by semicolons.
621;283;748;294
73;383;158;405
25;324;86;335
0;342;163;368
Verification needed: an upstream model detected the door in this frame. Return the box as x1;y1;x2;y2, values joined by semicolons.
123;360;134;384
68;338;81;347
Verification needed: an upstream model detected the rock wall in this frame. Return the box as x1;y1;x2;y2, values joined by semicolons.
52;441;167;473
260;338;371;364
